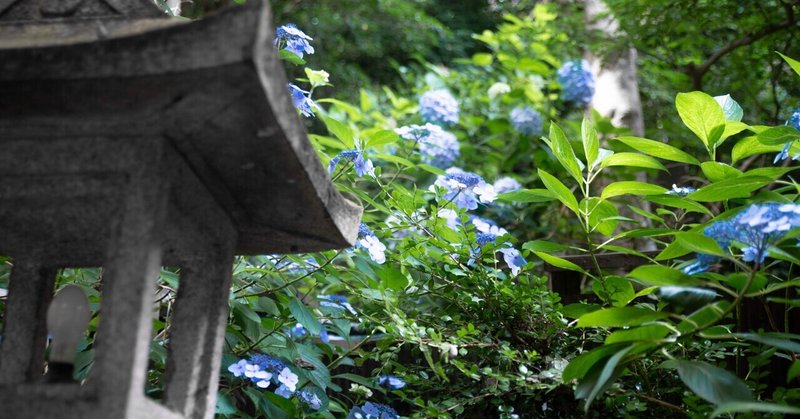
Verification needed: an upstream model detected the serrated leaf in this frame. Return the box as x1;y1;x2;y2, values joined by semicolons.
687;176;771;202
533;251;587;274
366;129;399;148
665;359;752;405
755;125;800;146
599;152;666;171
601;181;667;199
612;136;700;165
720;121;750;142
582;118;599;170
676;91;726;148
714;94;743;122
577;307;668;328
498;188;556;203
628;265;703;286
700;162;742;182
538;169;579;216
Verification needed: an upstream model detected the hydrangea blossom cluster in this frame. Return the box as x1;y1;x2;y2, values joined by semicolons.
296;388;323;410
227;354;300;399
347;402;399;419
418;89;459;126
683;203;800;274
274;24;314;58
431;167;497;210
356;223;386;264
288;83;316;118
328;149;375;177
469;216;526;275
666;184;697;197
376;374;406;390
557;60;595;106
287;322;329;343
509;107;543;136
774;108;800;163
493;177;522;194
395;123;460;168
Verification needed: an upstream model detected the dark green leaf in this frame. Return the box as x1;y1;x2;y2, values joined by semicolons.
664;359;752;405
289;297;321;335
628;265;703;286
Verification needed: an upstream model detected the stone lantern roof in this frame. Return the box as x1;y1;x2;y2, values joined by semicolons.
0;1;361;418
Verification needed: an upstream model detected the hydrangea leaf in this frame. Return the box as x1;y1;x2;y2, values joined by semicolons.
612;136;700;165
601;181;667;199
289;297;322;335
538;169;579;216
713;94;743;122
686;175;771;202
532;251;587;274
599;152;666;171
577;344;633;411
582;117;599;168
605;324;671;344
777;51;800;77
755;125;800;146
279;49;306;65
663;359;753;405
628;264;703;286
497;188;556;203
676;91;727;148
700;162;742;182
732;135;800;164
546;123;583;183
577;307;668;328
321;115;355;148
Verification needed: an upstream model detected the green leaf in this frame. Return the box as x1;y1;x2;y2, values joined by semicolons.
522;240;570;252
605;324;671;344
472;52;493;66
538;169;579;216
601;181;667;199
700;162;742;182
777;51;800;77
365;129;399;148
612;136;701;165
579;345;634;411
657;286;718;311
546;123;583;183
711;402;800;418
755;125;800;146
592;275;634;307
677;301;730;333
375;153;415;168
733;332;800;353
289;297;321;335
584;198;619;236
577;307;668;328
321;116;354;148
562;343;630;382
720;121;750;142
533;251;587;274
279;49;306;65
215;392;237;416
714;94;743;122
498;188;556;203
675;232;726;256
676;91;726;148
646;195;713;216
375;265;408;291
731;135;800;164
687;176;771;202
665;359;752;405
788;360;800;382
628;265;703;286
582;117;599;169
599;152;666;171
561;303;602;319
655;239;692;261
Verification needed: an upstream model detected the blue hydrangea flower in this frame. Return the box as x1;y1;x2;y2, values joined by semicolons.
396;123;460;168
297;388;323;410
356;222;386;264
328;149;375;177
510;107;543;135
687;203;800;269
681;253;720;276
493;177;522;194
289;323;307;339
419;89;459;126
288;83;316;117
347;402;399;419
227;353;300;393
471;216;508;237
557;60;595;106
775;109;800;163
274;24;314;58
430;167;497;210
666;184;697;197
498;247;527;277
376;374;406;390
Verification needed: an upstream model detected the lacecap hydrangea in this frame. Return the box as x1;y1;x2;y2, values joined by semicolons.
347;402;399;419
418;89;459;126
356;223;386;264
683;203;800;274
395;123;460;169
274;23;314;58
328;148;375;177
557;60;595;106
509;107;543;136
288;83;316;118
430;167;497;210
227;353;300;399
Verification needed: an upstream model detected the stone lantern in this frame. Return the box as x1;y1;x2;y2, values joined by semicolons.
0;1;361;418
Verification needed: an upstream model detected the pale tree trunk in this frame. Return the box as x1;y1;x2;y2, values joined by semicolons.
583;0;655;250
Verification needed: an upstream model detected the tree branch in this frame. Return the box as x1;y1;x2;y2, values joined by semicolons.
686;1;798;90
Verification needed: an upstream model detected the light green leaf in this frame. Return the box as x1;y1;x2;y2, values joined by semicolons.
533;251;587;274
687;176;771;202
675;232;726;256
592;275;634;307
700;161;742;182
628;265;703;286
655;240;692;261
665;359;752;405
577;307;668;328
538;169;579;216
304;68;330;87
676;91;726;148
375;153;415;168
731;135;800;164
612;136;700;165
720;120;750;142
547;123;583;183
599;152;666;171
279;49;306;65
777;51;800;77
365;129;399;148
321;115;354;148
584;198;619;236
605;324;671;344
601;181;667;199
472;52;493;66
498;188;556;203
646;195;713;216
755;125;800;145
582;118;599;170
714;94;743;122
522;240;570;252
712;402;800;418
